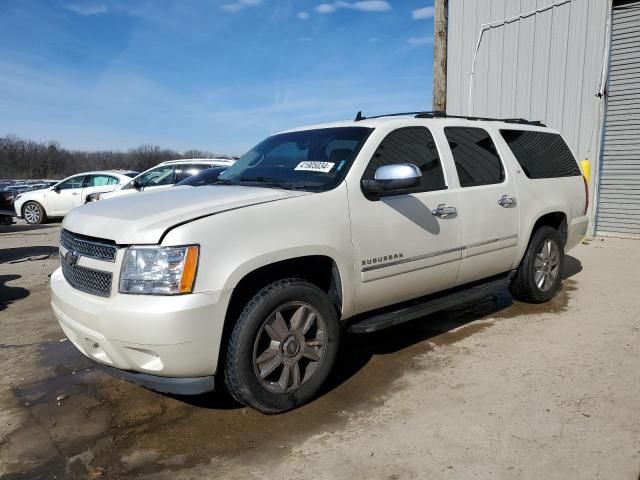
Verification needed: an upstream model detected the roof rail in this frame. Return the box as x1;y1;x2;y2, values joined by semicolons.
354;111;445;121
420;113;546;127
354;110;545;127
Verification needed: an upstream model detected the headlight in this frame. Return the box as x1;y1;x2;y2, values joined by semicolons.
119;245;199;295
15;194;22;202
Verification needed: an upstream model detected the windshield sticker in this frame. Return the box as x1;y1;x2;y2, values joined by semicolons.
294;161;335;173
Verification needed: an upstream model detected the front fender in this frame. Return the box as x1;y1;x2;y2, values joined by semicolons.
161;184;356;319
222;246;355;319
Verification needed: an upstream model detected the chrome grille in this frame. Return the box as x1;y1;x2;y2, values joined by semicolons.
60;229;117;262
61;255;113;297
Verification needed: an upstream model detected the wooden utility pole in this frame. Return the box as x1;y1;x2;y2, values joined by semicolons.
433;0;448;112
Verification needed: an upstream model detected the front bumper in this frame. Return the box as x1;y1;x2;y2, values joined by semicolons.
94;362;215;395
50;267;232;384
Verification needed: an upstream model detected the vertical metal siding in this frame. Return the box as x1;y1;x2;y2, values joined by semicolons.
502;0;523;117
596;0;640;235
446;0;611;234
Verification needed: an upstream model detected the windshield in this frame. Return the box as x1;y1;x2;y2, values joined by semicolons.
176;167;227;186
135;165;175;187
219;127;372;192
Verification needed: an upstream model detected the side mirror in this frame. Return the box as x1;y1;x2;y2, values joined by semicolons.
132;179;143;190
362;163;422;195
53;185;61;193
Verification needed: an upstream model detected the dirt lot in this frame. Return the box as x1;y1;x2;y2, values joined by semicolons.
0;222;639;479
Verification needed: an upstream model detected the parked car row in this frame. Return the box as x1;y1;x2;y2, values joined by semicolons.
0;179;58;192
0;191;17;225
0;180;58;225
9;158;235;224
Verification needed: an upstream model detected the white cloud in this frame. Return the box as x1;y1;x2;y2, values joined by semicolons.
0;57;432;154
412;6;434;20
315;1;391;14
221;0;262;13
407;35;433;46
297;11;310;20
316;4;336;13
64;3;108;15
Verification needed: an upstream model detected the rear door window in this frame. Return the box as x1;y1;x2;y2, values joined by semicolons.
444;127;505;187
500;130;581;178
88;175;118;187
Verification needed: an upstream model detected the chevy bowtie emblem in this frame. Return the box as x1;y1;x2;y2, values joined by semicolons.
65;250;80;266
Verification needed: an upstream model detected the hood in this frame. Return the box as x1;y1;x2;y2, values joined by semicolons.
63;185;310;244
17;187;53;201
99;187;139;200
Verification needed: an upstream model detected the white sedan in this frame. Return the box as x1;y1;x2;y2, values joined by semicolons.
14;170;137;224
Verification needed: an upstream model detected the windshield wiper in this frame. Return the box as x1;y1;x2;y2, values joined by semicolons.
239;176;300;190
210;178;235;186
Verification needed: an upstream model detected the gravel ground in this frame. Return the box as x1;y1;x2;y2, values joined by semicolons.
0;222;639;479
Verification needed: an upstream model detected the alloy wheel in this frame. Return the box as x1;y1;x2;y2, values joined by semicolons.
534;239;560;292
24;204;40;224
252;302;327;394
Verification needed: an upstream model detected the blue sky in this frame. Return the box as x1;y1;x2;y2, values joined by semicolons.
0;0;435;155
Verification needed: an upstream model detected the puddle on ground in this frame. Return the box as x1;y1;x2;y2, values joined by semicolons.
2;280;576;479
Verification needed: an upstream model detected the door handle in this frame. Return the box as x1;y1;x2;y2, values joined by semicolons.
498;195;516;207
432;204;457;218
71;192;80;195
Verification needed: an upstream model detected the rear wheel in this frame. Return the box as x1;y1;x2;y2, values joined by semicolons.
224;278;340;413
23;201;47;225
510;226;563;303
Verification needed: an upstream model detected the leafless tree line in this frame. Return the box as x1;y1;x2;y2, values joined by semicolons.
0;135;236;180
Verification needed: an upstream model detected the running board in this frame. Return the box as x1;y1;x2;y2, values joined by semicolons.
347;273;514;334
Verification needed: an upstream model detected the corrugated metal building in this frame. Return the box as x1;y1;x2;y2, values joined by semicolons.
444;0;640;237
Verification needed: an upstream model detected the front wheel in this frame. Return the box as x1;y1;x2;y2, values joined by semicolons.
510;226;563;303
22;201;47;225
224;278;340;414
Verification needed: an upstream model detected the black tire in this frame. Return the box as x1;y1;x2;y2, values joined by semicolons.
22;201;47;225
224;278;340;414
510;226;564;303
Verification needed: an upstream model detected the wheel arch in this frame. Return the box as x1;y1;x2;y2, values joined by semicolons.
514;210;568;270
224;254;344;320
219;254;345;373
21;199;48;221
528;211;568;246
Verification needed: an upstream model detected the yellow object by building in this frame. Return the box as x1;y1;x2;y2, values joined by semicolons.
580;159;590;184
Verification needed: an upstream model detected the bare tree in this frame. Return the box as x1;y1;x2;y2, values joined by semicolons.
0;135;236;180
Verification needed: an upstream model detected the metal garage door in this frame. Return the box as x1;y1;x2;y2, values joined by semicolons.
597;0;640;236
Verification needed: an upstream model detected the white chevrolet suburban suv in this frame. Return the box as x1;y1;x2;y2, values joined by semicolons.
51;112;589;413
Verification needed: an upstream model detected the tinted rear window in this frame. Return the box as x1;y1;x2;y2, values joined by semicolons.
500;130;581;179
